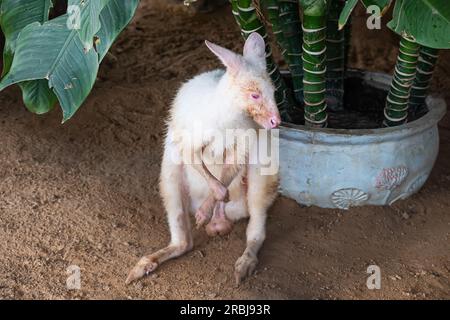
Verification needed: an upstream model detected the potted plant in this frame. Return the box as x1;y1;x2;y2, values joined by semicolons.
230;0;448;208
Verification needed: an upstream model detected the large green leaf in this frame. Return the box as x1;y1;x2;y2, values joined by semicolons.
338;0;392;29
338;0;358;30
388;0;450;49
68;0;110;52
0;0;58;114
0;15;99;121
20;79;58;114
361;0;392;15
96;0;140;61
0;0;53;75
0;0;139;121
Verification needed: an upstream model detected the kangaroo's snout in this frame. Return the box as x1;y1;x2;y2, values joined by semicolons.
269;114;281;128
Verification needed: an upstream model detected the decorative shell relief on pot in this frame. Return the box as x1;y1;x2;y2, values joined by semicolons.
331;188;369;210
375;166;408;191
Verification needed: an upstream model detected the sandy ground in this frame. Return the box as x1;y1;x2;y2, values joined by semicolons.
0;1;449;300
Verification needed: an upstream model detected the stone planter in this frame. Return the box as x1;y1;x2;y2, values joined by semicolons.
279;70;446;209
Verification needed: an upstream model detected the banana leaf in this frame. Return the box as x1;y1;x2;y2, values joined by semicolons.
0;0;139;121
0;0;56;113
388;0;450;49
338;0;392;29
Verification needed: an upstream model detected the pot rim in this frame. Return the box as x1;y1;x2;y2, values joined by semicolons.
279;70;447;144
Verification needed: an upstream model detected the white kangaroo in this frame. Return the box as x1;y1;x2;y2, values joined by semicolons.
126;32;280;285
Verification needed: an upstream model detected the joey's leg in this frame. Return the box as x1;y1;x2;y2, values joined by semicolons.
194;195;216;228
195;162;243;228
193;145;245;203
193;162;228;201
126;153;193;284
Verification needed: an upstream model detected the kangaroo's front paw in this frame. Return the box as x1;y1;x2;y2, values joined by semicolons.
125;256;159;285
234;253;258;286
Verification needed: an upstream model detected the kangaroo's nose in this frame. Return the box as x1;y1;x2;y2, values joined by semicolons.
270;115;281;128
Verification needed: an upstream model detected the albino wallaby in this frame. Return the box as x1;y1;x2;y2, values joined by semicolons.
126;32;280;285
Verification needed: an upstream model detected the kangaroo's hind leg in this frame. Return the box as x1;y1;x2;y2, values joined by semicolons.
126;145;193;284
234;165;278;285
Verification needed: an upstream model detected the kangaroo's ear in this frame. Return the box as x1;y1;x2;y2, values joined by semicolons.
243;32;266;69
205;40;242;75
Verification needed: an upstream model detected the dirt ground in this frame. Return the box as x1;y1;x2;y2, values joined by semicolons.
0;1;449;300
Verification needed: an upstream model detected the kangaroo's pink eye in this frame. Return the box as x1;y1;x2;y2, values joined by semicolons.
251;93;260;100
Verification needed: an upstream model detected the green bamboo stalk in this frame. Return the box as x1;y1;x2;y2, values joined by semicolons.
409;46;439;113
300;0;328;127
344;15;352;72
326;0;346;111
233;0;293;120
384;35;420;126
262;0;290;64
230;0;243;34
278;0;303;103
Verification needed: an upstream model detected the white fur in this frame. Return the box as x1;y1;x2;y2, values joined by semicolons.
127;33;280;285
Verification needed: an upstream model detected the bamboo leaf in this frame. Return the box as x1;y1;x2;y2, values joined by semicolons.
387;0;450;49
